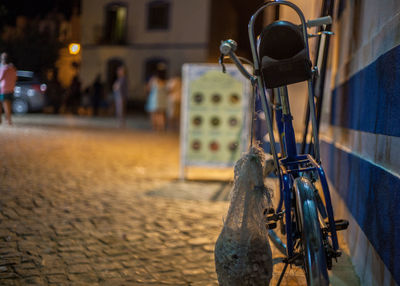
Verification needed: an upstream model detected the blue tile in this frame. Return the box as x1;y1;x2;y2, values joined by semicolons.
321;141;400;284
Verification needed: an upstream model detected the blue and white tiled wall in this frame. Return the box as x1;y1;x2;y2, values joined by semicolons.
320;1;400;285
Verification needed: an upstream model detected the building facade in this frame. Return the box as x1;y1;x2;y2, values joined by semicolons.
80;0;211;104
319;0;400;285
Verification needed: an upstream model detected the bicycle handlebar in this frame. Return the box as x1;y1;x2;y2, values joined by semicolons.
219;39;237;56
219;40;255;83
306;16;332;28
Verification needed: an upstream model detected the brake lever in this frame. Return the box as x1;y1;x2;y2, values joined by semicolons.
219;40;237;74
219;54;226;73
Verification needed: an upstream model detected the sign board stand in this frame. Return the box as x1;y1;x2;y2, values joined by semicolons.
180;64;251;180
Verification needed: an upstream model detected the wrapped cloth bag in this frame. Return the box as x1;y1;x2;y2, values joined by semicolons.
215;147;273;286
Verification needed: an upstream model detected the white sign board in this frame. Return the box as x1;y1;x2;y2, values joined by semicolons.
180;64;251;179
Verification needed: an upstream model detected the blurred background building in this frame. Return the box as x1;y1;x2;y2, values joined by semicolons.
79;0;268;110
0;0;81;88
80;0;210;109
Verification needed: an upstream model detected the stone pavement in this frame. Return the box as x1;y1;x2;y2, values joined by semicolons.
0;115;360;285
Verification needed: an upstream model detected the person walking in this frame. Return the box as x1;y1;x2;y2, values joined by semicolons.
63;74;81;114
91;74;104;116
70;75;82;114
46;68;63;114
145;64;168;131
113;65;128;127
0;52;17;125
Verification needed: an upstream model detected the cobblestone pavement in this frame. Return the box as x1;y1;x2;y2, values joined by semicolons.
0;115;359;285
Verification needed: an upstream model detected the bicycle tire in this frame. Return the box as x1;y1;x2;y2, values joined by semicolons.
294;177;329;286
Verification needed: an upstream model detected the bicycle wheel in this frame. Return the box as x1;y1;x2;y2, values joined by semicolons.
294;177;329;286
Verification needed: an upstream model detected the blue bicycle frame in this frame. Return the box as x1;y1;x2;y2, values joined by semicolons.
248;1;339;258
247;1;339;259
220;0;342;264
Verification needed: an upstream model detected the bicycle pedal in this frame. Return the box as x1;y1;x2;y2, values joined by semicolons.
265;210;283;223
327;219;349;231
263;208;275;215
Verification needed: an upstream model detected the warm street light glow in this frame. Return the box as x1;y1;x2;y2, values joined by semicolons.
69;43;80;55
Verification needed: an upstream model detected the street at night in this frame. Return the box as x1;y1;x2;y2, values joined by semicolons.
0;115;224;285
0;0;399;285
0;115;359;285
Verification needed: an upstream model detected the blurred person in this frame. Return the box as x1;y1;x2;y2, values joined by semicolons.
65;74;81;114
113;65;128;127
166;74;182;131
80;86;91;115
145;64;168;131
91;74;104;116
46;68;63;114
0;52;17;125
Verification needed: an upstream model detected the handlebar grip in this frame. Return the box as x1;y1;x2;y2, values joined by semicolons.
306;16;332;28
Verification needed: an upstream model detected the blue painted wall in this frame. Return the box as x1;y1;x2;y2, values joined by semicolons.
320;0;400;285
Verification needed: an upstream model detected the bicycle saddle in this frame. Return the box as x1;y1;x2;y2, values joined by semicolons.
259;21;312;88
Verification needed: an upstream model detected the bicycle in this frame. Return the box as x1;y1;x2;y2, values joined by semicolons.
219;1;349;285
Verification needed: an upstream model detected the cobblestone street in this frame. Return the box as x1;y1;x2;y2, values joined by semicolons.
0;115;359;285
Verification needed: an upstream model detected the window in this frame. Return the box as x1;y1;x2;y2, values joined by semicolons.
147;1;170;30
104;3;127;44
